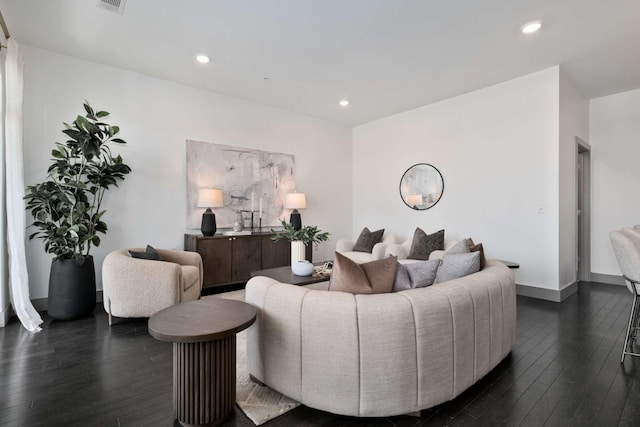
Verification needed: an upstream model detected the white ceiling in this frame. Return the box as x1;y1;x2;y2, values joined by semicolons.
2;0;639;126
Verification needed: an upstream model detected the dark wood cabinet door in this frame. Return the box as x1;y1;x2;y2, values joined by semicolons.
199;238;233;287
261;236;291;269
231;237;262;281
185;233;314;289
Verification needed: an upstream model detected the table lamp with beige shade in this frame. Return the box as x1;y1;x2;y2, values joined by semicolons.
285;192;306;231
197;188;223;236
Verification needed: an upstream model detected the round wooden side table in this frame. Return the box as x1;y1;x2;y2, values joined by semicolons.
148;298;257;427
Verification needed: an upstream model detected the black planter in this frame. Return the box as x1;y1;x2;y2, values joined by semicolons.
48;255;96;320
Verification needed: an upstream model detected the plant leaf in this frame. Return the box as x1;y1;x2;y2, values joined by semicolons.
83;102;95;117
75;115;91;133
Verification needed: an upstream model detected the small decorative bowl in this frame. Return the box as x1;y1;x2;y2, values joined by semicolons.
292;260;314;276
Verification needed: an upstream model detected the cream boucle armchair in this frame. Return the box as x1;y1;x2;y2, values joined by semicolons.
102;248;203;325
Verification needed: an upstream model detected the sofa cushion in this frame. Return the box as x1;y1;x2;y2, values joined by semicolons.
394;259;440;291
466;238;487;269
329;252;397;294
434;252;480;284
408;228;444;260
128;245;162;261
352;227;385;253
181;265;199;291
340;251;378;264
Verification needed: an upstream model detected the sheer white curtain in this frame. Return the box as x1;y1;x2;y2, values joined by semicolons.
0;46;6;327
5;38;42;332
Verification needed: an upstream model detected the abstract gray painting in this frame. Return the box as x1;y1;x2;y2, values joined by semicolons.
186;140;296;229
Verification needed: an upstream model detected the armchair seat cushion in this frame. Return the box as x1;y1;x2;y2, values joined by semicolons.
181;265;200;291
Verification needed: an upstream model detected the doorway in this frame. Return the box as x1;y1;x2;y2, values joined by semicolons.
577;137;591;281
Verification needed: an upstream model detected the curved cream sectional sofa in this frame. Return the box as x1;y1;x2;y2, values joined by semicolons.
246;259;516;417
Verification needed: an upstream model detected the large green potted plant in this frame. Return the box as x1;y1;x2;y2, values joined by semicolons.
271;220;330;266
24;102;132;320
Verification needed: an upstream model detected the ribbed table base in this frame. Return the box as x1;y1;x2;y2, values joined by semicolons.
173;336;236;427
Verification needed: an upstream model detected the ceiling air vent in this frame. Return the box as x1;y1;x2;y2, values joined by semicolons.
96;0;127;15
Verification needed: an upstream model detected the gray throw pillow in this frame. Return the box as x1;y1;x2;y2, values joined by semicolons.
352;227;385;253
447;239;470;254
408;228;444;260
393;259;440;291
434;252;480;284
405;259;440;288
393;263;411;292
129;245;162;261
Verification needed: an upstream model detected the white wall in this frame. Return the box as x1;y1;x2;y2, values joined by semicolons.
558;69;589;288
590;88;640;276
21;45;352;299
353;67;561;290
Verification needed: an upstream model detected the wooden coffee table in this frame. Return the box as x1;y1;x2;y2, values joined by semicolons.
250;263;330;286
148;298;257;427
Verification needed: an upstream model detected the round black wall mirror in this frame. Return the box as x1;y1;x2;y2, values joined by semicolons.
399;163;444;210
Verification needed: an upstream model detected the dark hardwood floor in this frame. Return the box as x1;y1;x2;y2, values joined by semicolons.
2;281;640;426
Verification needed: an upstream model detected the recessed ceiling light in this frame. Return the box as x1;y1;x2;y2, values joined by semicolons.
521;21;542;34
196;54;210;63
339;100;349;107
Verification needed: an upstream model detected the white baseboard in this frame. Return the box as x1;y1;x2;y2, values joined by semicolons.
516;281;578;303
590;273;625;286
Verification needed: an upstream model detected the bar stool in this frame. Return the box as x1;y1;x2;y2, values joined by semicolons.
610;229;640;363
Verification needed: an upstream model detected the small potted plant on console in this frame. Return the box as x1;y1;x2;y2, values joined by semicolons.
270;220;330;274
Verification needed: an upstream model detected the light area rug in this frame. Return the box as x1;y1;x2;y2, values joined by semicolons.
210;289;301;426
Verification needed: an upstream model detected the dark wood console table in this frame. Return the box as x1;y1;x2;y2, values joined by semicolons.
185;233;312;290
148;298;257;427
